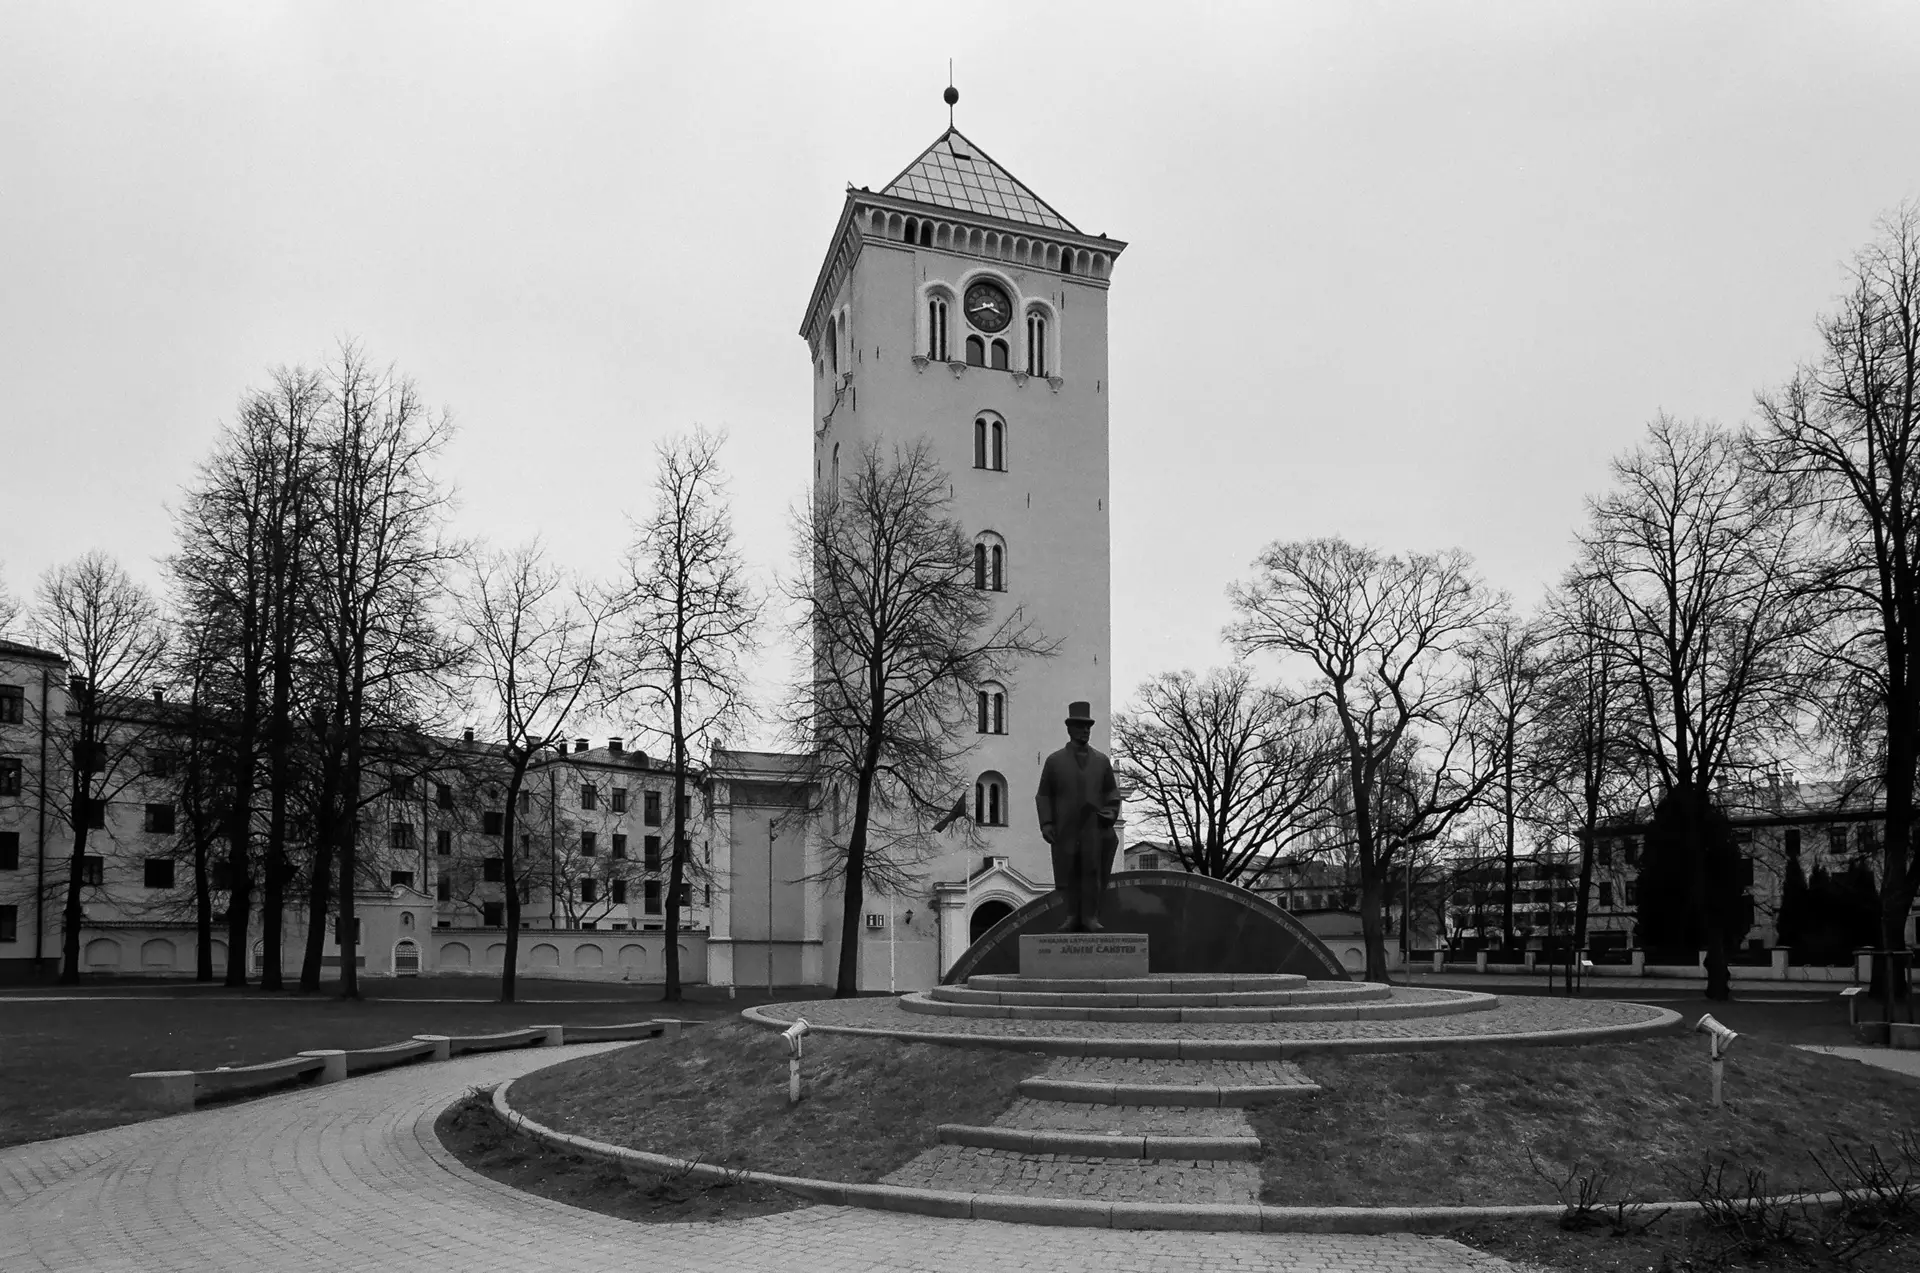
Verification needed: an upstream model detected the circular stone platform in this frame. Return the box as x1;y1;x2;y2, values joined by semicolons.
746;988;1678;1057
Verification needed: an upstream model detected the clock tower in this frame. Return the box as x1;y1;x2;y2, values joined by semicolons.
799;122;1126;989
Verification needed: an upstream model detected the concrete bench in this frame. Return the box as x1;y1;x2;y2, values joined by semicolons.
559;1019;684;1044
131;1055;328;1111
443;1026;552;1056
342;1038;440;1076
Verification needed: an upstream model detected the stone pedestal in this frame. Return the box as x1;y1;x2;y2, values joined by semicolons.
1018;932;1149;979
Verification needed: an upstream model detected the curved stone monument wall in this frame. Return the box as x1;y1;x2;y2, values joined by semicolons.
943;870;1350;983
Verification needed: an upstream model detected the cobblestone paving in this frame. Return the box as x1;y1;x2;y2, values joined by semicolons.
0;1041;1531;1272
757;993;1667;1041
883;1145;1264;1204
991;1097;1250;1135
1040;1057;1316;1085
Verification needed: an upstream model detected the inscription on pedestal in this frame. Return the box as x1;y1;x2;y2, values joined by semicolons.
1018;932;1149;980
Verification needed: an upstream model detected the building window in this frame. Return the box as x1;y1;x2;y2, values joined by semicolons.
965;334;985;366
826;315;839;375
436;876;451;902
644;791;661;826
145;804;176;835
644;880;662;914
974;772;1007;826
1624;882;1638;906
581;782;597;811
147;749;176;779
581;878;599;904
973;534;1006;592
611;787;627;813
389;823;412;850
676;881;692;909
436;828;451;856
518;790;530;812
1624;837;1639;866
989;338;1009;371
482;857;503;883
928;295;950;361
0;904;15;943
0;831;17;870
1026;311;1049;377
612;833;627;859
973;416;1006;471
1599;882;1614;907
482;901;504;927
976;682;1006;735
704;884;713;907
0;686;21;725
612;879;628;904
1138;853;1161;870
391;775;413;799
644;835;662;871
142;858;174;888
85;799;105;829
1785;827;1802;857
580;831;597;857
482;810;503;836
390;869;414;889
436;783;453;810
0;758;19;797
679;794;691;822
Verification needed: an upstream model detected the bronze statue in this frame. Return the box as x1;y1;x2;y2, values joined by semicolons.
1034;701;1122;932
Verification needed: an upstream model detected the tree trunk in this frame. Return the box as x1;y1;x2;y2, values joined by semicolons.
337;743;361;999
59;780;90;986
664;681;687;1002
835;767;878;997
222;826;252;988
193;827;213;982
299;765;336;991
501;763;524;1005
1883;704;1915;1006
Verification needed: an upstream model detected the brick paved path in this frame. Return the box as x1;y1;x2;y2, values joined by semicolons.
0;1042;1536;1271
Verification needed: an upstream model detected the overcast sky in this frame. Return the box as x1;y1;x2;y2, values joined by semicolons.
3;2;1916;744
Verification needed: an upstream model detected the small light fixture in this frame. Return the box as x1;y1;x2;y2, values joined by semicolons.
903;909;914;927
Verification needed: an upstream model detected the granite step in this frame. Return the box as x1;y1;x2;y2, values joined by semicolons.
934;983;1391;1009
1023;1055;1321;1106
966;973;1309;995
934;1123;1262;1160
900;987;1496;1024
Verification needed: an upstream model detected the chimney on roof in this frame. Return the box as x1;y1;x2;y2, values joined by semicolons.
609;738;624;754
574;738;588;753
463;728;474;743
152;687;164;704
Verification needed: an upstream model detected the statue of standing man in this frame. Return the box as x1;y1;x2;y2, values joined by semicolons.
1035;701;1122;932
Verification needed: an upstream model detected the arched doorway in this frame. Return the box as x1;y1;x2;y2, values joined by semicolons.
970;899;1015;944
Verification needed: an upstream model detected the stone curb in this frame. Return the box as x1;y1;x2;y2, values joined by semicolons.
738;1002;1685;1057
1016;1077;1323;1106
934;1123;1263;1160
486;1074;1841;1233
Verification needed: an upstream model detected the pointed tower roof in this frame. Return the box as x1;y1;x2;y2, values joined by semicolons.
881;128;1078;233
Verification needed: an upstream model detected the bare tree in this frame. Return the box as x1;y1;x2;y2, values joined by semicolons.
0;564;19;634
303;345;461;997
1759;203;1920;967
788;439;1052;997
1112;667;1335;882
610;428;759;1000
30;553;170;984
455;541;605;1003
1229;537;1502;981
1577;415;1816;999
1467;613;1553;950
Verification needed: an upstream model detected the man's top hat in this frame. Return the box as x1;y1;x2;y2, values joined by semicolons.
1065;701;1095;725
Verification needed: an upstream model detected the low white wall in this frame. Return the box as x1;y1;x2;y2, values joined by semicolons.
429;929;706;983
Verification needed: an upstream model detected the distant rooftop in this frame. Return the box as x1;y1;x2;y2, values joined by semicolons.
881;128;1078;233
0;636;63;664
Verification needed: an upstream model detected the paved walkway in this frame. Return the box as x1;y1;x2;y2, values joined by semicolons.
0;1043;1528;1272
1797;1044;1920;1079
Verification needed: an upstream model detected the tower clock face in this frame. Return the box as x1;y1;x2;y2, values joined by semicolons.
963;280;1013;333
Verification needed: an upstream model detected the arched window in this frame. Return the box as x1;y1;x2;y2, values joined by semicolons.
1026;311;1049;377
975;771;1007;826
826;315;838;375
831;442;839;491
965;335;985;367
928;295;949;361
976;682;1006;735
919;221;934;247
972;533;1006;592
973;414;1006;472
990;339;1009;371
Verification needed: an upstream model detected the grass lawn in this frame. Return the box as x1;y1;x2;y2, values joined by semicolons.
0;977;820;1148
507;1017;1048;1182
1256;1034;1920;1206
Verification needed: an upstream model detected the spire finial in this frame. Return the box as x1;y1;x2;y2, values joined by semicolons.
944;61;958;127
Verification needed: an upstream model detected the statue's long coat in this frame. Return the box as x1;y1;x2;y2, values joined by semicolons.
1034;743;1122;919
